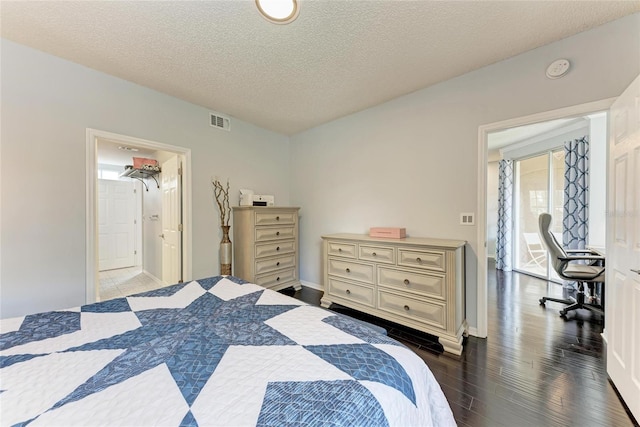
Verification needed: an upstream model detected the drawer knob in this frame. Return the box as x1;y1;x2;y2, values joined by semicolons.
416;257;422;263
276;231;280;236
276;216;280;221
276;262;280;266
372;252;377;256
346;268;351;273
404;305;410;311
276;277;280;281
338;248;342;252
276;246;280;251
403;279;410;285
346;289;351;295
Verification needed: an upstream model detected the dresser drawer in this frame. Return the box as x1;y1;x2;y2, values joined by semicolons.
398;249;445;272
359;245;395;264
327;241;357;259
255;226;295;242
255;211;296;225
255;240;295;258
378;290;446;330
327;278;374;307
255;268;296;288
255;254;295;275
378;267;445;299
328;259;374;284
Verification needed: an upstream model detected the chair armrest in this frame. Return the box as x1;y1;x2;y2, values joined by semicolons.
559;255;605;262
565;249;598;254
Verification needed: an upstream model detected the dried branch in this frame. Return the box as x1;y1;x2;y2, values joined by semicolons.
212;178;231;227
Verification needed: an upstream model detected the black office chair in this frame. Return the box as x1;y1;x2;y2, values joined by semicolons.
537;213;605;318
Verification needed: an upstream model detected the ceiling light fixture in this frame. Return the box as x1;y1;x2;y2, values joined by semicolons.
118;146;139;152
256;0;299;24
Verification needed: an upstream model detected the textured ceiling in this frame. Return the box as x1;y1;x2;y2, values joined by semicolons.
2;1;639;135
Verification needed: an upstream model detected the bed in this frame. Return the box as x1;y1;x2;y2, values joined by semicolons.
1;276;455;426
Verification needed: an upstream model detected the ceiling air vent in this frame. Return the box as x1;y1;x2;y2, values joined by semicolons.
210;113;231;131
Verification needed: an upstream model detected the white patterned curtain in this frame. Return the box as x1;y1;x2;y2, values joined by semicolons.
496;159;513;271
563;136;589;250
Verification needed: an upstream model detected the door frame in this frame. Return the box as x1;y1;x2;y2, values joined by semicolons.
475;98;615;338
86;128;192;304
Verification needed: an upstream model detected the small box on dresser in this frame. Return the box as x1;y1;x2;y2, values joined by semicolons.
232;206;301;291
321;233;467;355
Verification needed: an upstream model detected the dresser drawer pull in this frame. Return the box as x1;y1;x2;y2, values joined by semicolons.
403;279;410;285
276;231;280;236
338;248;342;252
276;246;280;251
276;216;280;221
372;252;377;256
404;305;410;311
346;268;351;273
276;262;280;266
346;289;351;295
276;277;280;281
416;257;422;263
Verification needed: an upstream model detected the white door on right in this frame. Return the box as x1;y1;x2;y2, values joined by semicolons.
607;74;640;422
161;155;182;285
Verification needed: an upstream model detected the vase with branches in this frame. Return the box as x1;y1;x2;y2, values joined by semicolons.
212;178;232;275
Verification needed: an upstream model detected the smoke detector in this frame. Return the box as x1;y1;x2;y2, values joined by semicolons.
546;59;570;79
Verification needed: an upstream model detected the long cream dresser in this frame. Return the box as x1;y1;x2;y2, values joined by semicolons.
232;207;301;292
321;233;467;355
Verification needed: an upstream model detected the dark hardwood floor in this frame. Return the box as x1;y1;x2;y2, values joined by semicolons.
281;264;637;427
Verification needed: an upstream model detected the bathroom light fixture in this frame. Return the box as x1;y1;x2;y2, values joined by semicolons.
118;146;139;152
256;0;299;24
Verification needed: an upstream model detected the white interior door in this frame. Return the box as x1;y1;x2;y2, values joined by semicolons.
161;156;182;285
607;74;640;421
98;179;135;271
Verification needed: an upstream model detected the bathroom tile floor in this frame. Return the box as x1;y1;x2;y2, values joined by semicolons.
98;266;164;301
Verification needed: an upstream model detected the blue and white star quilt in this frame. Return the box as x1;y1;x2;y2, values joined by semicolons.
0;276;455;426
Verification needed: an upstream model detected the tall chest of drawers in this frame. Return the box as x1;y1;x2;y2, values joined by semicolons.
321;233;466;355
232;207;301;292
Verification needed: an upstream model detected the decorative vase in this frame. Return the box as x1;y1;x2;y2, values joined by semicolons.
220;225;232;275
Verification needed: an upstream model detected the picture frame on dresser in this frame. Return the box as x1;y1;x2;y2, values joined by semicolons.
232;206;301;291
321;233;467;355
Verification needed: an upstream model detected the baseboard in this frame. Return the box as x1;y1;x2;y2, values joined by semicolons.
143;270;164;286
467;326;480;337
300;280;323;291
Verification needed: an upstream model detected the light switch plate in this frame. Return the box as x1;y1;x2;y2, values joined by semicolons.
460;213;475;226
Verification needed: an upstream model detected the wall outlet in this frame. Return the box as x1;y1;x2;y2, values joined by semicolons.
460;213;475;225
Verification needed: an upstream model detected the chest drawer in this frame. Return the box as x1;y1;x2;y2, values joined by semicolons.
255;254;295;275
378;290;446;330
398;249;445;272
327;278;374;307
255;240;295;258
255;268;296;288
378;267;445;300
255;211;296;226
327;242;357;259
328;259;374;284
255;226;295;242
359;245;395;264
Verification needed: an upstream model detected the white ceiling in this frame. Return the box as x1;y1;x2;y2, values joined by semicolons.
2;1;638;136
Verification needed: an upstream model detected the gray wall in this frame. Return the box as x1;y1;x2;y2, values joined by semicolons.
1;14;638;323
289;14;640;331
1;39;291;318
